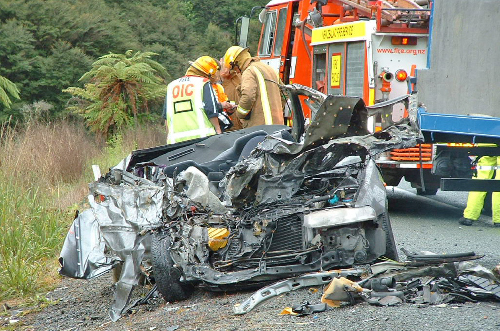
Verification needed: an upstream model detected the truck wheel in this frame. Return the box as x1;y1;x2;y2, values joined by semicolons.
151;231;192;302
416;188;438;196
379;211;399;261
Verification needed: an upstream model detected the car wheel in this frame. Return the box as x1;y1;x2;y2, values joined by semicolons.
379;209;399;261
151;231;192;302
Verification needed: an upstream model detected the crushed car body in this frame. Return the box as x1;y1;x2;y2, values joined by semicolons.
59;84;421;320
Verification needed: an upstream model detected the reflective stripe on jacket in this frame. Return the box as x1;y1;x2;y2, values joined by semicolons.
237;59;283;128
166;76;216;144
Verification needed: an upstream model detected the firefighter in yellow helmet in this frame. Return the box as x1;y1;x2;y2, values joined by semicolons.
162;56;223;144
222;46;283;128
459;144;500;227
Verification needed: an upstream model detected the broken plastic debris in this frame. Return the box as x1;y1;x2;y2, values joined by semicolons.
321;277;363;307
280;307;298;315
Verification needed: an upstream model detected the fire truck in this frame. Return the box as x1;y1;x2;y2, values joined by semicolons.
244;0;500;196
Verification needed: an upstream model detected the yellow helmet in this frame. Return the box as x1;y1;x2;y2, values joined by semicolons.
223;46;249;69
189;56;219;77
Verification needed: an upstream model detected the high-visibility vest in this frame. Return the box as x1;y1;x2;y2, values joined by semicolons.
166;76;216;144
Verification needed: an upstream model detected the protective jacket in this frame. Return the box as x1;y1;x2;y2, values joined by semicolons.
221;73;241;103
221;73;243;130
165;76;217;144
236;58;283;128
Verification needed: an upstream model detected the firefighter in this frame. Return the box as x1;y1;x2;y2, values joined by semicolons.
162;56;222;144
222;46;283;128
209;67;237;131
219;62;243;130
459;148;500;227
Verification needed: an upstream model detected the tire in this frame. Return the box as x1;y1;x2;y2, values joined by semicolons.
379;210;399;261
151;231;192;302
416;188;438;196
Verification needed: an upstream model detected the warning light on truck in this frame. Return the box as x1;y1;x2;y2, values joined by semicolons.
395;69;408;82
391;36;417;45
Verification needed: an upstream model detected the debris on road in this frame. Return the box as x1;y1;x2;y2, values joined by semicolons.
234;251;500;316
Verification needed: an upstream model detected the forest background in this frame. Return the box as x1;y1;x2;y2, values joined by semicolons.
0;0;268;303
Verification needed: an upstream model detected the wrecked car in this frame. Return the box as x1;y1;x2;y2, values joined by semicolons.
59;84;420;320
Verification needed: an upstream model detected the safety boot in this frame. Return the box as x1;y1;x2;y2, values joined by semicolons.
458;217;473;226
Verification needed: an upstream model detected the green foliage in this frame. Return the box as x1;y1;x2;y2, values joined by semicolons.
0;0;269;122
65;50;167;138
32;41;94;110
0;18;33;114
0;75;20;109
195;23;233;61
0;119;166;301
0;177;66;299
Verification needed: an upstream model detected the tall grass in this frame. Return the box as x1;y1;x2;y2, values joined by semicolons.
0;120;166;302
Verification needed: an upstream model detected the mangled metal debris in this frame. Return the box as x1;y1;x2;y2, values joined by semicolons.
234;250;500;316
233;268;367;315
59;84;422;320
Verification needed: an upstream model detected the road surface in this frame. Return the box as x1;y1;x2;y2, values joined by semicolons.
13;182;500;331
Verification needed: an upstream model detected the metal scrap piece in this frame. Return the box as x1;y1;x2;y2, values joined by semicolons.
375;295;403;306
458;274;500;300
59;209;115;279
291;302;328;315
233;268;366;315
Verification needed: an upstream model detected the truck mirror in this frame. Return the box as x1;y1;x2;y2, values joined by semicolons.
258;8;267;23
238;16;250;48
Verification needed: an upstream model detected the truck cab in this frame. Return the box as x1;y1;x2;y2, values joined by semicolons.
258;0;436;191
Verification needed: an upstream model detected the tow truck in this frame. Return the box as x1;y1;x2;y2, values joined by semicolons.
241;0;500;197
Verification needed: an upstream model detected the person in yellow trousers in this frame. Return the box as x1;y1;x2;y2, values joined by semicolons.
222;46;283;128
162;56;222;144
459;145;500;227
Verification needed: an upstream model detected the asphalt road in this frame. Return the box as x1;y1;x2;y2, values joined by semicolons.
388;181;499;269
13;182;500;331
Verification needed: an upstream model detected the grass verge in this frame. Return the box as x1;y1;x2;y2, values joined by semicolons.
0;120;166;302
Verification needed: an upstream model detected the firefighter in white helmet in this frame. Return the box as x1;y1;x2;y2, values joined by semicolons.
222;46;283;128
162;56;222;144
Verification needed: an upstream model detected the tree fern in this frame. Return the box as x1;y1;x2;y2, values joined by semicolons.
65;50;167;139
0;76;21;109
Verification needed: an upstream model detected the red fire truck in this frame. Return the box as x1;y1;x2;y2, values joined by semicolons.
249;0;500;196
